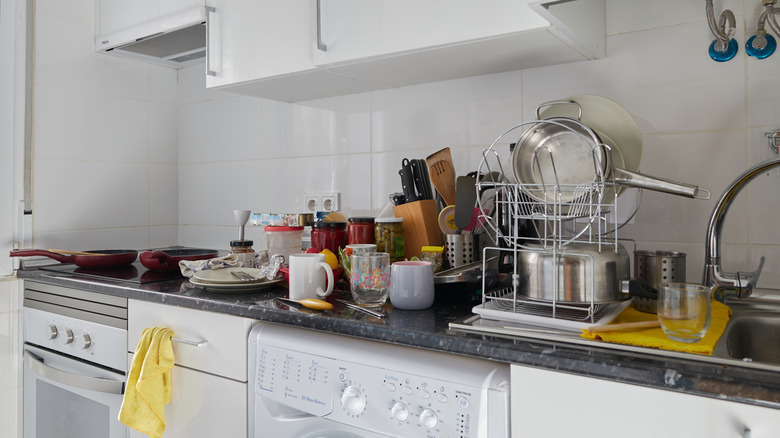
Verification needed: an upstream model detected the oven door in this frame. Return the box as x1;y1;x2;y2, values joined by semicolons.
23;344;127;438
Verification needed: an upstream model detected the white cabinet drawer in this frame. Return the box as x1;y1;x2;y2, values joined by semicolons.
128;299;254;381
127;354;247;438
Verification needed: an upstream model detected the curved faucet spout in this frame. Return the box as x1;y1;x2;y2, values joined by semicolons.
704;158;780;300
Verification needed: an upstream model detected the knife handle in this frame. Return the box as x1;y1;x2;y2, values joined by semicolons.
399;159;418;203
410;159;432;200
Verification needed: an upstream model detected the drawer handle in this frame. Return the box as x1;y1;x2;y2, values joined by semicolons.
171;337;208;347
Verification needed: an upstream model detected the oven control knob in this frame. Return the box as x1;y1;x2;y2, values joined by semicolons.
78;333;92;350
420;408;438;429
341;386;365;414
391;402;409;422
62;328;74;345
47;325;58;340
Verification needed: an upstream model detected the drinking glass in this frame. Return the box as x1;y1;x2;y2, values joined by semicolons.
657;283;712;343
350;252;390;307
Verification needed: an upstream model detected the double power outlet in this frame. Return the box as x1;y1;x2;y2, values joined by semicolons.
303;192;340;213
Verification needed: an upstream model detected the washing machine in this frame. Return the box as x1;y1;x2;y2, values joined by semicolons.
248;323;510;438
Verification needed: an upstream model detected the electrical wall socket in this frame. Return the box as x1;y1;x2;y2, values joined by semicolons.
303;192;340;212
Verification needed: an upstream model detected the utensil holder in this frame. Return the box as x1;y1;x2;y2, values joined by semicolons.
633;250;686;313
392;199;443;260
445;234;484;269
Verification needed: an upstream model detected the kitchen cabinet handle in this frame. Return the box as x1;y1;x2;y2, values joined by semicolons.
316;0;328;51
171;337;208;347
205;6;217;76
23;350;124;395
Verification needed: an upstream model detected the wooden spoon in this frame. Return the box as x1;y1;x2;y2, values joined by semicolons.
586;320;660;333
426;150;457;206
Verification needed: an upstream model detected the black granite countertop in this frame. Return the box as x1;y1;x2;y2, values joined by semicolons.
17;265;780;411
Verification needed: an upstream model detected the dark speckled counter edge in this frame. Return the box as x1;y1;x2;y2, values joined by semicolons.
18;269;780;411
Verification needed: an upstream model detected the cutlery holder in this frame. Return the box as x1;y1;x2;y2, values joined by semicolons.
392;199;443;260
633;250;686;313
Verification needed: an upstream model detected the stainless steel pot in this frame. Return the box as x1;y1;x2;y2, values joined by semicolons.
518;242;631;304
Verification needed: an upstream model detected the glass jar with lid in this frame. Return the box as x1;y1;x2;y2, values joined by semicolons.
311;221;348;254
348;217;375;245
230;240;256;267
375;217;405;262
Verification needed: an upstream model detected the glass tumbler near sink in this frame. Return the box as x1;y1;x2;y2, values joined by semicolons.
657;283;713;343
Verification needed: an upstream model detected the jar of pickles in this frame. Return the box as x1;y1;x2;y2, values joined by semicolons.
348;217;375;245
421;245;444;273
375;217;404;262
311;221;348;254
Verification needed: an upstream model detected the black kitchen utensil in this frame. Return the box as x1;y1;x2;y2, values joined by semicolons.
410;159;433;200
399;158;419;203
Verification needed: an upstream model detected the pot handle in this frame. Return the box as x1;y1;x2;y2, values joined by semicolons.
535;99;583;121
621;278;659;300
612;168;711;199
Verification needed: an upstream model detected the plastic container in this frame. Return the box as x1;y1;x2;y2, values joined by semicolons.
311;221;348;254
375;217;405;262
348;217;375;245
264;226;304;265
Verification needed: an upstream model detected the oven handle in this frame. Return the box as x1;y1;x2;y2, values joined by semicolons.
24;350;125;395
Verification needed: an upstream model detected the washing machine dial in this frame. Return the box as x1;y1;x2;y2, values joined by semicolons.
420;408;438;429
341;386;366;414
390;402;409;422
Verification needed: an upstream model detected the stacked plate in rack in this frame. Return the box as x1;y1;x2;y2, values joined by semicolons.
189;267;281;292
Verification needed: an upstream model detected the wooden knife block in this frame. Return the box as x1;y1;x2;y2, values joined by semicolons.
392;199;443;260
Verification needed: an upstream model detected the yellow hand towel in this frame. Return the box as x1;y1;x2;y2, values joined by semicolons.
581;301;732;356
119;327;175;438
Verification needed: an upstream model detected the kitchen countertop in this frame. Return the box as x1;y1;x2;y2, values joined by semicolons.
17;265;780;411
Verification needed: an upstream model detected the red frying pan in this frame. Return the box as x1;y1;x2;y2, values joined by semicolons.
10;249;138;268
139;248;218;272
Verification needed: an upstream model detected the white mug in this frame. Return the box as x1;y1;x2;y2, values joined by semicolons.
289;253;334;300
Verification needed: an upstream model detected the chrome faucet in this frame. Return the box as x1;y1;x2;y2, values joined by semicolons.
703;158;780;301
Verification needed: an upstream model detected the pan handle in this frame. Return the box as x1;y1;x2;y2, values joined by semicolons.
536;99;582;121
612;168;711;200
9;249;73;263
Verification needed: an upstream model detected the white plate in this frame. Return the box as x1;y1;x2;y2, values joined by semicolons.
189;277;282;292
193;267;267;284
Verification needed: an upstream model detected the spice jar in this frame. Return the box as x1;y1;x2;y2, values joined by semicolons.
230;240;256;267
421;245;444;273
348;217;375;245
375;217;405;262
311;221;348;254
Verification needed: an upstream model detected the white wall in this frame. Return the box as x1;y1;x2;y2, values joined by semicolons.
177;0;780;288
29;0;179;251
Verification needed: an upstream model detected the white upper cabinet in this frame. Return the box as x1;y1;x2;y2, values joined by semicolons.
204;0;372;101
205;0;606;101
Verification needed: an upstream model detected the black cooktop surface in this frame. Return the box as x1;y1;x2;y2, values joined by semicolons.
39;262;184;284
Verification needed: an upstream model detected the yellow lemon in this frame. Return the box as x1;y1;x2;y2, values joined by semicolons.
320;248;339;270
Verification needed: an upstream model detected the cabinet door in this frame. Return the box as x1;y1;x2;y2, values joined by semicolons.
314;0;548;66
205;0;316;88
127;355;246;438
97;0;204;36
510;365;780;438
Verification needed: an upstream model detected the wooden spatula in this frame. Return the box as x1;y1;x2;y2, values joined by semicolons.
426;147;457;206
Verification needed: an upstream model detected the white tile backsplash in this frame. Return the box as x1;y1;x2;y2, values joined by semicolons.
23;0;780;287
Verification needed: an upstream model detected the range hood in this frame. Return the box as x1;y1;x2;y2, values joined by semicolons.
96;6;207;68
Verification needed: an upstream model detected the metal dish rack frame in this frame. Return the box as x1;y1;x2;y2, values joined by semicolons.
474;119;631;327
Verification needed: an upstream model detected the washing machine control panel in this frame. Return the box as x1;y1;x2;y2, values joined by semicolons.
255;341;506;437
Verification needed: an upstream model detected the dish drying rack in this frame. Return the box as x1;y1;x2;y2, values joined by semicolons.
472;120;633;331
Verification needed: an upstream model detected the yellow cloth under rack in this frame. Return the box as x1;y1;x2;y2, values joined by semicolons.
581;301;731;356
